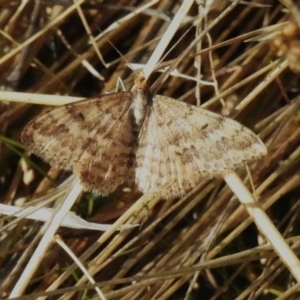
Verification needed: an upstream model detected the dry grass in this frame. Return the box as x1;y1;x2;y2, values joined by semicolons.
1;0;300;299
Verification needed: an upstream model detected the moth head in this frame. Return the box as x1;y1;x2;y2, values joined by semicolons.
133;73;148;93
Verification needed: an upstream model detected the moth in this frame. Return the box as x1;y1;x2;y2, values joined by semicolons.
22;75;267;199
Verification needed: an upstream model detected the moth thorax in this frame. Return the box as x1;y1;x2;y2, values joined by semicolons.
132;90;148;128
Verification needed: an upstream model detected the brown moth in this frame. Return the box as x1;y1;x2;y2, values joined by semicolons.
22;75;267;199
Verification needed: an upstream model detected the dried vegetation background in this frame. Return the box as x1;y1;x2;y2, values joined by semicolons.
1;0;300;299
